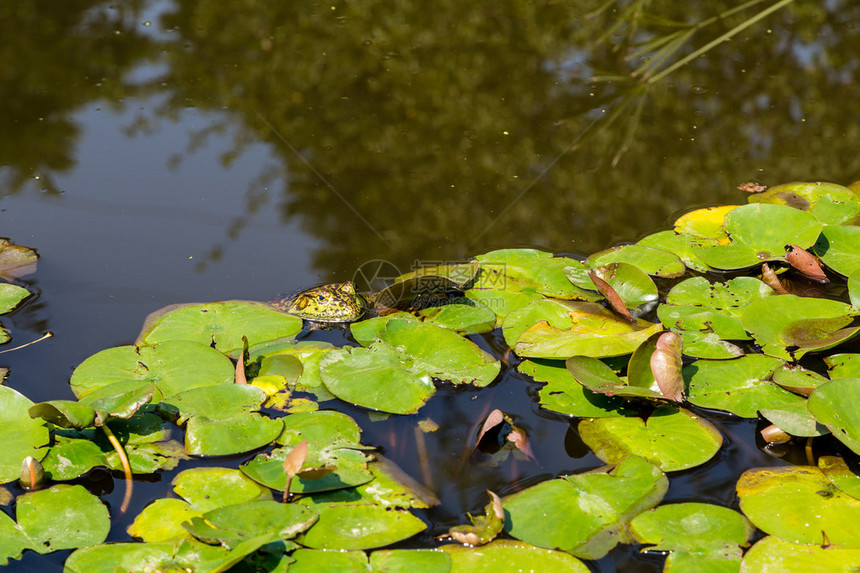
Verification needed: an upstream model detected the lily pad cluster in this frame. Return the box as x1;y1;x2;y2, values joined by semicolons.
1;180;860;570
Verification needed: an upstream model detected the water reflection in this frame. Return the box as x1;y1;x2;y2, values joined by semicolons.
3;0;860;273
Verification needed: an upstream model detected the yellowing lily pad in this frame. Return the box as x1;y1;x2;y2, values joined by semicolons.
693;203;823;270
737;465;860;547
504;299;663;359
674;205;739;240
442;540;589;572
741;536;860;572
747;181;860;225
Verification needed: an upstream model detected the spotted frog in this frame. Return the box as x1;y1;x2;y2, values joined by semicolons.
272;281;369;323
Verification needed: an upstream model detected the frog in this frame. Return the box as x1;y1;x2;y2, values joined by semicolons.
271;281;369;323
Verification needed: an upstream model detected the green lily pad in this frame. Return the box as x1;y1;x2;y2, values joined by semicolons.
474;249;598;300
373;319;500;386
370;549;452;572
0;386;49;483
65;537;275;573
808;378;860;455
759;401;829;437
128;466;274;543
241;410;374;494
748;181;860;225
578;406;723;471
826;354;860;379
463;286;545;323
320;344;436;414
693;203;823;270
502;456;668;559
678;331;744;359
0;511;29;565
414;302;497;334
288;549;367;572
0;284;30;314
69;340;235;401
16;484;110;553
658;276;773;341
737;465;860;546
684;355;797;417
628;502;754;553
296;503;426;550
504;298;663;359
251;340;336;403
741;295;860;360
163;384;268;423
587;244;686;278
185;413;284;457
441;540;588;572
183;500;318;549
637;230;714;273
137;300;304;355
518;359;628;418
40;434;107;481
741;536;860;572
771;363;828;396
814;225;860;277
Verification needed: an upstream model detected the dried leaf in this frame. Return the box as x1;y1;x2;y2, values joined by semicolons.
589;271;634;322
761;263;789;294
737;181;768;193
448;491;505;546
506;428;538;464
785;244;828;283
760;424;791;444
650;331;684;402
475;409;505;448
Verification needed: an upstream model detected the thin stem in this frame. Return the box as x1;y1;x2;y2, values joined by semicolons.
0;331;53;354
101;423;133;514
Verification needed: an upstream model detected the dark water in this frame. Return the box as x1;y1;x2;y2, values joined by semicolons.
2;1;859;569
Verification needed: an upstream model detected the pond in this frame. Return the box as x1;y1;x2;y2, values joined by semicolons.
2;1;860;571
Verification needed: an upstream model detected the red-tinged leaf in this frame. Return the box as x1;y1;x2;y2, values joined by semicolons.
448;491;505;546
475;409;505;449
283;440;309;478
281;439;309;502
785;244;829;283
235;335;250;384
760;424;791;444
588;271;634;322
506;428;538;464
650;331;684;402
761;263;789;294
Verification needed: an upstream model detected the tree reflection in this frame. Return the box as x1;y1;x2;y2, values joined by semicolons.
4;0;859;277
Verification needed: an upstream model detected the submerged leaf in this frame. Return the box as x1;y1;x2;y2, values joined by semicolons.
449;491;505;546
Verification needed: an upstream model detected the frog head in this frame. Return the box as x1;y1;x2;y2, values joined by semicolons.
273;281;368;323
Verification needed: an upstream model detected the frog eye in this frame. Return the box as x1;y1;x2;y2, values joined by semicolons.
317;294;328;302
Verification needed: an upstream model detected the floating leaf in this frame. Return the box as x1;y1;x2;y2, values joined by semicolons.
296;503;426;550
0;239;38;280
628;502;754;553
579;406;723;471
771;363;828;396
674;205;738;240
747;181;860;225
0;284;30;314
183;500;318;549
818;456;860;501
657;276;772;341
808;378;860;455
69;340;235;401
567;354;664;401
741;295;860;360
684;355;796;417
16;484;110;553
677;331;744;360
738;465;860;547
474;249;598;300
814;224;860;277
137;301;304;355
502;456;667;559
589;271;633;321
693;203;823;270
741;536;860;572
441;540;589;572
505;299;663;359
415;302;496;334
758;401;829;437
0;386;50;484
518;359;629;418
637;230;714;273
826;353;860;379
587;244;686;278
370;549;452;572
